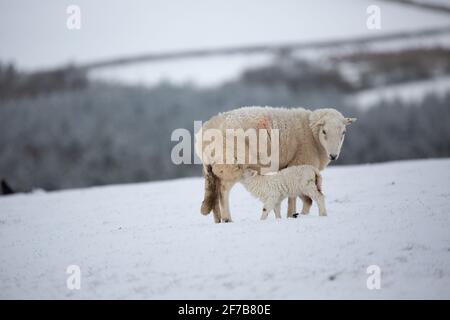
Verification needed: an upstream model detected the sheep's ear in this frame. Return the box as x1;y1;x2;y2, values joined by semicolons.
344;117;357;125
309;111;325;129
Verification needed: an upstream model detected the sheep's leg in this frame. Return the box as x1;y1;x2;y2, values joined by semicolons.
310;192;327;217
287;197;297;218
316;193;327;216
210;177;221;223
212;199;221;223
299;195;313;215
274;202;282;219
219;180;235;223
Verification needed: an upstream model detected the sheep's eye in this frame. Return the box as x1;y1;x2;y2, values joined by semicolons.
322;130;326;135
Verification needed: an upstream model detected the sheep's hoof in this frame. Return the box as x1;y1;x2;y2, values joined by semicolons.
292;213;299;218
222;218;233;223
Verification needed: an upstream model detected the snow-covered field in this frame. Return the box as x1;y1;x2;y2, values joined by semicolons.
0;159;449;299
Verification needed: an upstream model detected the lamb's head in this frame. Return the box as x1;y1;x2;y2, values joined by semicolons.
309;109;356;161
242;168;258;180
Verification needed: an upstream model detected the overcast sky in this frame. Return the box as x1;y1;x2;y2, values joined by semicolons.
1;0;449;85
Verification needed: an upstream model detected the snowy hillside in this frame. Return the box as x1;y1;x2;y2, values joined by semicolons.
0;159;449;299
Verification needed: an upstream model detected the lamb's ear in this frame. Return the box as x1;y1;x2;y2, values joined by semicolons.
309;110;325;130
344;117;357;125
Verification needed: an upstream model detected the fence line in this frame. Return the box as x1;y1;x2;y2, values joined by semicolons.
42;25;450;74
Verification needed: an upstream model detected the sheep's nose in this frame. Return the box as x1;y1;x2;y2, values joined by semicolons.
329;154;337;161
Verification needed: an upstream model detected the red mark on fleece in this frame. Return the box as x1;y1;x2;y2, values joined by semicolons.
257;115;271;130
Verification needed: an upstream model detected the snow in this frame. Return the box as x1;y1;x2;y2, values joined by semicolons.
0;159;449;299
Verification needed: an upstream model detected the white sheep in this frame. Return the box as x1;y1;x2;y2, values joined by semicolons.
240;165;327;220
195;106;355;223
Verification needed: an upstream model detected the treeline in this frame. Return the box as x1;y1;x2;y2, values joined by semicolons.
0;80;449;191
2;47;449;102
0;62;88;101
242;48;450;93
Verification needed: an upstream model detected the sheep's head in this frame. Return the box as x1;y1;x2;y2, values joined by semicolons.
309;109;356;161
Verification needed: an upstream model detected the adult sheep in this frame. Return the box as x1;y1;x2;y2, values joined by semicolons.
194;106;356;223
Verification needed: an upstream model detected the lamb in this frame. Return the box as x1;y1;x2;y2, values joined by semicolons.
195;106;356;223
240;165;326;220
